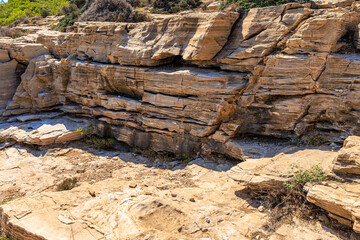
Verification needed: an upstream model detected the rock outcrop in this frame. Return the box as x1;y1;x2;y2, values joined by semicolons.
1;3;360;160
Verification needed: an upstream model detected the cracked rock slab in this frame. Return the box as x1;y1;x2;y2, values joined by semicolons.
0;117;92;145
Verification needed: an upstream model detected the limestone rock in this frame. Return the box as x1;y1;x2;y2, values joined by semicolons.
0;145;268;240
311;0;355;8
307;182;360;233
0;117;92;145
228;147;337;190
216;4;313;72
0;60;20;109
37;11;238;66
6;55;64;112
284;9;360;54
0;40;49;64
333;136;360;175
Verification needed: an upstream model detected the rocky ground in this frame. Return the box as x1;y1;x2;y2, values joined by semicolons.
0;126;360;239
1;1;360;239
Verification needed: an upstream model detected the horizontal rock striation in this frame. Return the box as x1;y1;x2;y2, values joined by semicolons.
1;2;360;158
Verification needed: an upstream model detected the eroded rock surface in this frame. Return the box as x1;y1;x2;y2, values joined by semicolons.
0;143;355;240
1;2;359;159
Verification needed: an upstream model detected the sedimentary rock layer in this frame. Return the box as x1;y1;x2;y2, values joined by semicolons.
1;2;360;157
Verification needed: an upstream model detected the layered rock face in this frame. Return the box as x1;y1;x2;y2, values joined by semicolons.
1;3;360;158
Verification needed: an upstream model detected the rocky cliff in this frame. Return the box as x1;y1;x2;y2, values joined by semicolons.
0;1;360;239
2;2;360;160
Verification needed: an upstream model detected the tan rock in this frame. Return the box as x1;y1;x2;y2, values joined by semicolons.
284;9;360;54
37;11;238;66
6;55;63;112
216;4;313;71
0;49;10;62
0;145;269;240
333;136;360;175
307;182;360;233
228;147;337;189
312;0;355;8
0;60;20;109
0;40;49;64
0;117;92;145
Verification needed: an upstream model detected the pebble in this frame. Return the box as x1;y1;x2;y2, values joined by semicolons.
189;198;195;202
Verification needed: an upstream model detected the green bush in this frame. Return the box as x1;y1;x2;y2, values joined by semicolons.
0;0;69;26
283;164;324;190
219;0;310;12
151;0;202;13
86;136;115;151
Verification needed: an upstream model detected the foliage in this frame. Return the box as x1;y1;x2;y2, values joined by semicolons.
302;132;327;146
79;0;134;22
249;164;325;228
283;164;324;190
86;136;115;151
54;0;85;31
0;198;12;205
219;0;310;12
56;0;149;31
0;0;70;26
0;232;9;240
0;135;4;144
76;125;94;136
182;153;192;163
151;0;202;13
56;177;78;191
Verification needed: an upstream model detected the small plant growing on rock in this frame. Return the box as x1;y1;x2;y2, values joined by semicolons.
56;177;78;191
249;164;325;230
86;137;115;151
0;232;9;240
76;125;94;136
0;198;12;205
283;164;324;191
0;135;4;144
302;132;328;146
182;153;192;163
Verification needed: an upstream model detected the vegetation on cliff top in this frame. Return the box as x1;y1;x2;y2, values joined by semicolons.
0;0;69;25
0;0;312;28
219;0;310;11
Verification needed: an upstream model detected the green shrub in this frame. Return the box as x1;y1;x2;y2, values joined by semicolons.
0;232;9;240
219;0;310;12
0;0;69;26
151;0;202;13
182;153;192;163
76;125;94;136
0;198;12;205
86;136;115;151
79;0;134;22
283;164;324;190
302;132;327;146
0;135;4;143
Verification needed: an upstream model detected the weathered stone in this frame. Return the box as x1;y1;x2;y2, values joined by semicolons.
228;148;337;190
0;60;20;109
37;11;238;66
333;136;360;175
0;49;10;62
0;117;92;145
284;9;360;54
311;0;355;8
216;4;313;71
0;40;49;64
307;182;360;233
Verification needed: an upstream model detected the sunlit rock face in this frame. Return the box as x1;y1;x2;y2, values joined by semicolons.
1;3;360;158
